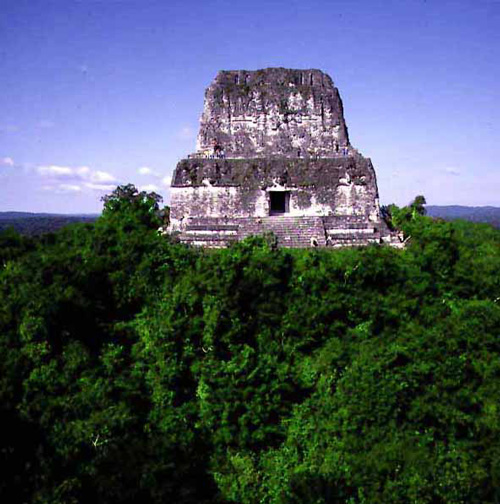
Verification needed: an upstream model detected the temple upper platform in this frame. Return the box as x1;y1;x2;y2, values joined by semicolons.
194;68;350;159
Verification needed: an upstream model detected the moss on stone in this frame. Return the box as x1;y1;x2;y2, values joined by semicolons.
171;157;376;192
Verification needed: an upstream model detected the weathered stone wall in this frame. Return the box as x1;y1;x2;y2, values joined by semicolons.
172;156;374;190
196;68;349;158
169;186;332;225
169;186;267;225
169;156;380;229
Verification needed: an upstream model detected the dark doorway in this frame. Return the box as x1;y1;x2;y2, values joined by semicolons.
269;191;290;215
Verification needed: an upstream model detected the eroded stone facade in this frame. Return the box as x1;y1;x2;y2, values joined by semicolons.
168;68;402;248
196;68;349;159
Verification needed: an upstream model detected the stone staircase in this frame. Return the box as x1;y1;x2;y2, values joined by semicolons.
175;215;390;248
238;216;327;248
178;218;239;248
323;216;381;247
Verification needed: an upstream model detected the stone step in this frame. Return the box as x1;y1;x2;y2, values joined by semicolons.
186;224;239;232
237;216;327;248
176;216;386;249
181;234;238;243
326;224;378;231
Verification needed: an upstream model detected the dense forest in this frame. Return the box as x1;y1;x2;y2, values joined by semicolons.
0;212;98;236
1;185;500;504
426;206;500;229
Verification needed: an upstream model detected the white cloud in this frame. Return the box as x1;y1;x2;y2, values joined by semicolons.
76;166;91;177
1;157;14;167
138;166;151;175
162;175;171;187
58;184;82;193
90;170;116;183
36;163;118;193
140;184;161;192
37;164;116;182
138;166;163;178
84;182;116;192
37;165;74;177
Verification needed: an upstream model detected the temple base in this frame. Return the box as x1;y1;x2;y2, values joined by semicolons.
170;215;403;249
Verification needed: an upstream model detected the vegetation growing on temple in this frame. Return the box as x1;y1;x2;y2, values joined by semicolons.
1;186;500;504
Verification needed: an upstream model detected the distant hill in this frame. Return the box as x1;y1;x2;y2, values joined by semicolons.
0;212;99;236
426;206;500;229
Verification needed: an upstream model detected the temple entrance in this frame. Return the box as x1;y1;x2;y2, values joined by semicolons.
269;191;290;215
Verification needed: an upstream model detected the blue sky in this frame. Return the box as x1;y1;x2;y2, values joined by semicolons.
1;0;499;213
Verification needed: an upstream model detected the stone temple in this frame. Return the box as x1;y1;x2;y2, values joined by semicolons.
168;68;401;248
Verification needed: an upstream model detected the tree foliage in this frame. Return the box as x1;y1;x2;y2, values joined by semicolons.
1;188;500;503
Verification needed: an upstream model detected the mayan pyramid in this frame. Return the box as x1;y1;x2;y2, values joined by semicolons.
168;68;401;248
